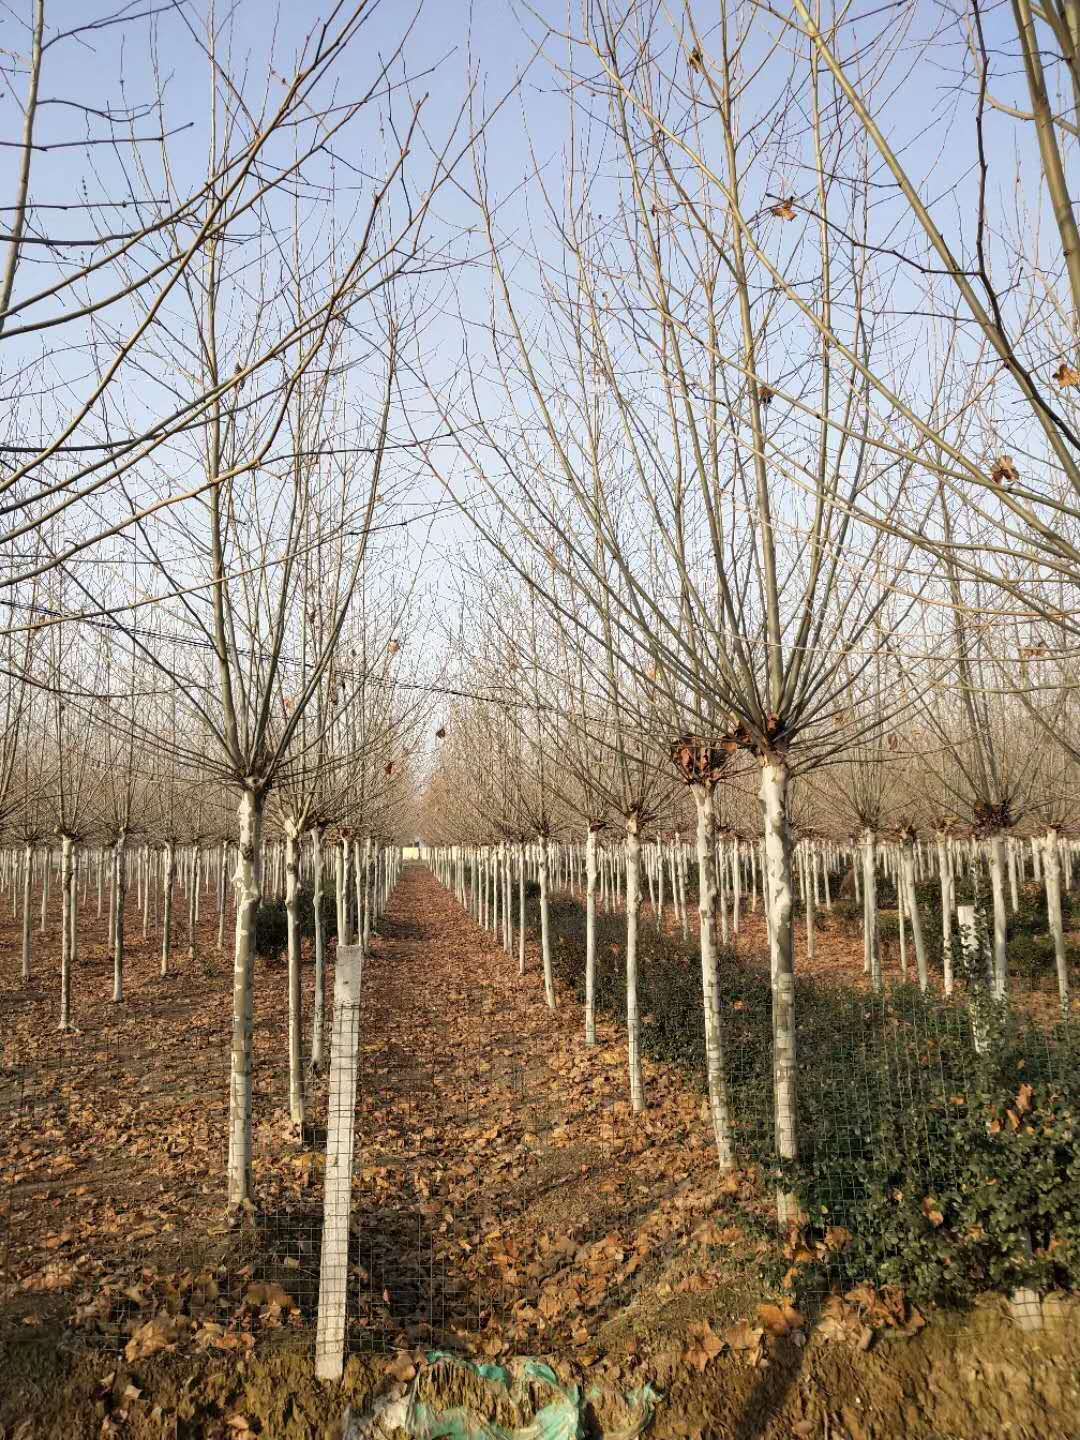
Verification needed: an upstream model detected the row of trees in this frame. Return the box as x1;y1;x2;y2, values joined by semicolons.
412;0;1080;1223
0;0;467;1211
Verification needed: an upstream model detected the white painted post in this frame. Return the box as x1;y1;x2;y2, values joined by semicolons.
315;944;363;1381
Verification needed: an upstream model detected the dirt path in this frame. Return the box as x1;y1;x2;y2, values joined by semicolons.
349;862;746;1358
3;864;1080;1438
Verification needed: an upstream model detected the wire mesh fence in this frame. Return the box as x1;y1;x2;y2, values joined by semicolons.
1;854;1078;1376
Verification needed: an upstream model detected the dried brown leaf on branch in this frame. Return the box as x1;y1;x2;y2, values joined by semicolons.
991;456;1019;485
1053;361;1080;388
771;198;796;221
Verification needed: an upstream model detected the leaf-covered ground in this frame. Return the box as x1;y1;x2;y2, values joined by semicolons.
1;863;1079;1438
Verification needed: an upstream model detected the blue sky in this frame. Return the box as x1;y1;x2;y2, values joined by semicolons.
2;1;1070;721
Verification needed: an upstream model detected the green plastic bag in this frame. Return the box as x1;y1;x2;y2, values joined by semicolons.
342;1351;658;1440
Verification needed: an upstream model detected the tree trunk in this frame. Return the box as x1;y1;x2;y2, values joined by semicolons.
311;828;326;1072
936;834;954;994
676;839;689;940
363;838;373;953
803;844;816;961
625;815;643;1113
112;831;127;1002
1043;828;1070;1020
59;834;75;1031
70;847;78;972
760;760;798;1226
39;849;48;933
161;841;175;977
142;847;150;940
585;823;599;1045
693;787;735;1170
217;840;228;948
987;833;1009;1000
900;838;928;991
518;842;526;977
284;825;305;1128
188;846;199;962
20;843;32;983
539;835;555;1008
861;830;881;991
336;839;348;946
227;787;264;1210
360;840;371;950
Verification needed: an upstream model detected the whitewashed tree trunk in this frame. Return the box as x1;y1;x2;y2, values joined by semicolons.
336;839;348;946
957;903;990;1053
803;844;816;961
315;943;362;1381
760;761;798;1226
1042;829;1070;1020
502;843;512;954
900;838;928;991
676;838;689;940
693;787;735;1170
732;840;742;934
1007;838;1019;913
861;830;882;991
227;787;264;1210
188;846;199;962
362;838;373;953
20;843;32;983
284;824;305;1128
354;838;365;950
718;836;730;945
539;834;555;1008
897;859;908;979
142;848;150;941
311;828;327;1071
936;834;955;994
58;834;75;1031
518;842;526;976
161;841;176;977
112;831;127;1003
625;814;643;1113
987;833;1009;1000
217;840;228;948
585;823;599;1045
39;850;48;933
70;849;78;973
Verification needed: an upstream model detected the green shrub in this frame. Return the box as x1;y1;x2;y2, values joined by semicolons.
543;892;1080;1306
847;1074;1080;1306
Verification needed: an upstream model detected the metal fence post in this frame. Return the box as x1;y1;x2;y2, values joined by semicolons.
315;943;363;1381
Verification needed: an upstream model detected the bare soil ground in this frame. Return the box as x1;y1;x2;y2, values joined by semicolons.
1;863;1078;1438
